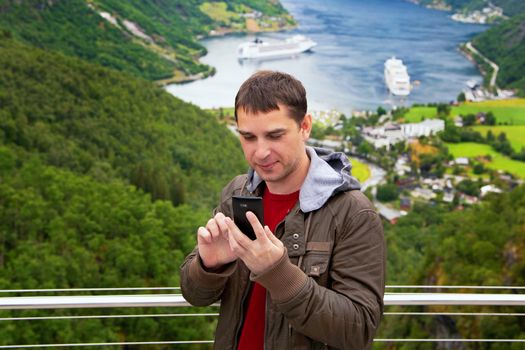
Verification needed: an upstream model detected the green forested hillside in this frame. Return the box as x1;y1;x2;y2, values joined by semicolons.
378;185;525;346
0;0;289;81
0;28;247;345
0;148;217;344
0;35;247;209
0;0;199;80
0;0;268;344
473;13;525;96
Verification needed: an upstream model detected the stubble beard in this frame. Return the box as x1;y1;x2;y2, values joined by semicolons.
257;157;300;186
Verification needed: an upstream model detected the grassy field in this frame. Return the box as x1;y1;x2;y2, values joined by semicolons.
404;98;525;125
351;158;371;183
403;106;436;122
446;142;525;179
199;2;238;25
472;125;525;153
453;99;525;125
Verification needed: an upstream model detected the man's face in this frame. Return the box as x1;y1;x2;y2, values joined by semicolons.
236;105;311;193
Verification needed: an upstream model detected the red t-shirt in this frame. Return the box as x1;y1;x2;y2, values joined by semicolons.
237;187;300;350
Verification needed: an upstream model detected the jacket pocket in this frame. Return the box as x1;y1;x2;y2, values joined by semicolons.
301;245;332;286
303;252;329;277
289;326;329;350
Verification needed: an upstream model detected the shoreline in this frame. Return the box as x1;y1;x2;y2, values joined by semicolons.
405;0;451;12
406;0;505;24
158;15;297;86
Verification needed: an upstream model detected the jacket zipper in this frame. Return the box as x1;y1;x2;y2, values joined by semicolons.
263;291;269;350
263;220;286;350
233;272;253;350
233;182;254;349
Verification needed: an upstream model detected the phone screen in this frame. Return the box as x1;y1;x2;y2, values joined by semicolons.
232;196;264;240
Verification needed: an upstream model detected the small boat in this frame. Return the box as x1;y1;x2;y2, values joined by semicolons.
384;57;411;96
237;35;317;60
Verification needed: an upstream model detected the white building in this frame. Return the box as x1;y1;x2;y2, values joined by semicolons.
362;124;405;150
361;119;444;150
394;157;412;176
454;157;469;166
480;185;503;197
401;119;445;138
442;192;455;203
411;187;437;200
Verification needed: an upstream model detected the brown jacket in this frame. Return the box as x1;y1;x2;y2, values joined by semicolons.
181;148;385;349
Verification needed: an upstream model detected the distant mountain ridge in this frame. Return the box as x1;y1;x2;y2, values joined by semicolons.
0;0;291;82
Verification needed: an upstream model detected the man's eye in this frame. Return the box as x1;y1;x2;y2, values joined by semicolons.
242;135;255;141
268;134;283;140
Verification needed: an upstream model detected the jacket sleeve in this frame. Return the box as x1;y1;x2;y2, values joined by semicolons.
253;209;385;349
179;175;246;307
180;247;237;307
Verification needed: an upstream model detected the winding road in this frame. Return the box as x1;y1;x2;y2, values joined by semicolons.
465;41;499;89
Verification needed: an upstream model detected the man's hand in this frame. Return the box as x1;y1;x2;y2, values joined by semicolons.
197;212;237;269
225;211;285;275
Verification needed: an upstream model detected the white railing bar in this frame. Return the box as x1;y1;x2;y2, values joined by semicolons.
0;313;220;321
0;294;192;310
385;293;525;305
0;287;180;294
385;312;525;316
375;339;525;342
0;340;214;349
386;285;525;290
1;293;525;310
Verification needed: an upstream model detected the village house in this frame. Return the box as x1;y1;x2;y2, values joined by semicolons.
480;184;503;197
401;119;445;138
362;119;445;150
411;187;437;200
442;191;455;203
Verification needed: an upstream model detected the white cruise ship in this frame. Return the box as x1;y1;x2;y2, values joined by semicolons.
237;35;317;60
384;57;411;96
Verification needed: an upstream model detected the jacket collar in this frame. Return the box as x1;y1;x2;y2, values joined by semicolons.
246;146;361;212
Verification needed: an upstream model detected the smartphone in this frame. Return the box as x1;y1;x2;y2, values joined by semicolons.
232;196;264;240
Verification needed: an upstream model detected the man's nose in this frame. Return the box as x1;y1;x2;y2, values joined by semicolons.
254;140;271;160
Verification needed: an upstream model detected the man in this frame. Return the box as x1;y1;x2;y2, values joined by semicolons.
180;70;385;349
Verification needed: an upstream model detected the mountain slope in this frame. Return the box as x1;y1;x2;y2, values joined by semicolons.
473;13;525;95
0;27;246;346
0;0;291;81
0;35;247;209
0;146;217;344
378;185;525;346
0;0;187;80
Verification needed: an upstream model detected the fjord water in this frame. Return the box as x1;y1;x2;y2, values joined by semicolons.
167;0;487;114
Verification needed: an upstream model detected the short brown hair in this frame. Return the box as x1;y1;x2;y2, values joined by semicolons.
234;70;307;125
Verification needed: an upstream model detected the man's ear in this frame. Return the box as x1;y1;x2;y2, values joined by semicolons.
301;114;312;140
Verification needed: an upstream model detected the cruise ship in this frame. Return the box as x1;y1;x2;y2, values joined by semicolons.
237;35;317;60
384;57;411;96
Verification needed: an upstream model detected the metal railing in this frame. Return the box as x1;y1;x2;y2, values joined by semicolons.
0;285;523;348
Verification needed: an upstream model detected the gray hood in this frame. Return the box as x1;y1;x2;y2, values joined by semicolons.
246;146;361;213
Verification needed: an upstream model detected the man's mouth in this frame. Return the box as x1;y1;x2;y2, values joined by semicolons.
258;161;277;170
